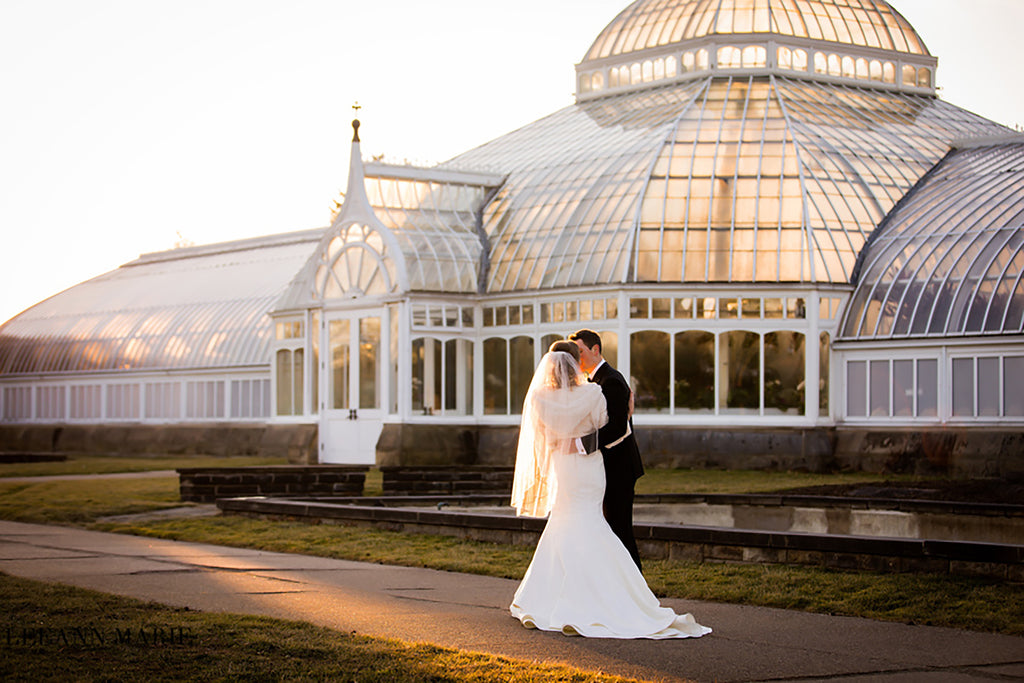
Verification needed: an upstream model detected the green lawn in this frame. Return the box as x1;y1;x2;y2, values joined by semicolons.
0;454;288;478
0;573;638;683
1;463;1020;637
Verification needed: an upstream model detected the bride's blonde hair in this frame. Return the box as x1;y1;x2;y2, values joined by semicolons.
539;345;585;389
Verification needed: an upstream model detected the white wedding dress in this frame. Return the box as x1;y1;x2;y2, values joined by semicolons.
509;353;711;639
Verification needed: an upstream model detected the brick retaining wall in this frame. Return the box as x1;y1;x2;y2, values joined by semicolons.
178;466;368;503
380;467;514;495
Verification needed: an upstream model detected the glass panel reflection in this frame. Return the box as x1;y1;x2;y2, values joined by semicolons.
630;330;670;413
674;331;714;412
720;331;760;412
764;331;805;415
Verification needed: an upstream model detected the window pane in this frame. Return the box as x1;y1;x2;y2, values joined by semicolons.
359;317;380;410
719;298;739;319
509;336;535;415
630;298;649;319
977;357;1000;417
652;298;672;319
329;320;350;410
952;358;974;417
411;338;426;412
697;297;716;319
870;360;889;416
389;306;398;414
292;349;304;415
819;332;830;413
720;331;760;412
483;338;507;415
917;359;937;417
741;298;762;319
601;331;619;369
892;359;913;417
764;331;805;414
276;349;293;415
674;297;694;318
674;331;714;412
847;360;866;417
631;331;670;413
1005;357;1024;417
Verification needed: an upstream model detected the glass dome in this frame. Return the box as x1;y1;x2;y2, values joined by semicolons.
445;77;1008;291
584;0;930;61
576;0;936;100
841;140;1024;339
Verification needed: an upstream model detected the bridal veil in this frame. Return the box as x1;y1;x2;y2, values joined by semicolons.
511;351;607;517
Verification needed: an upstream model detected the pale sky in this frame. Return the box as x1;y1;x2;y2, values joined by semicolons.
1;0;1021;325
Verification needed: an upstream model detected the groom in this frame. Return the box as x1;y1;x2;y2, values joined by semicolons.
570;329;644;571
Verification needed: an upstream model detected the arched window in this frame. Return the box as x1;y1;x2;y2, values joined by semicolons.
665;55;678;78
592;71;605;91
856;58;869;80
718;46;742;69
842;56;855;78
778;46;792;70
696;49;709;70
883;61;895;83
902;64;917;86
316;224;394;300
869;59;883;81
642;60;654;82
917;67;932;87
792;49;808;71
814;52;828;74
682;51;695;72
742;45;766;68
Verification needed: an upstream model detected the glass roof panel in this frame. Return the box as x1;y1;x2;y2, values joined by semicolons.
842;142;1024;340
0;233;321;375
365;174;487;294
446;75;1009;292
583;0;929;63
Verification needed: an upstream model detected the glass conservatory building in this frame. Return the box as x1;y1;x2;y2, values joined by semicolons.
2;0;1022;474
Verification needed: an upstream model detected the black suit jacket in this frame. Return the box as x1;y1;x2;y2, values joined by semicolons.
591;362;644;482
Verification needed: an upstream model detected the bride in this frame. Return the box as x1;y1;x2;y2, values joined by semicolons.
509;345;711;639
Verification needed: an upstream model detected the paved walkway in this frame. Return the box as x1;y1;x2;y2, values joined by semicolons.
1;520;1022;682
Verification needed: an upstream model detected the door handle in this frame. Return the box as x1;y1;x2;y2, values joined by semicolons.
348;408;358;420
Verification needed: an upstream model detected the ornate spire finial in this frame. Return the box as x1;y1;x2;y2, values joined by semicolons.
351;101;361;142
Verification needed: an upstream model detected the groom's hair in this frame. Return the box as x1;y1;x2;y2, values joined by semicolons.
548;340;581;362
569;329;602;353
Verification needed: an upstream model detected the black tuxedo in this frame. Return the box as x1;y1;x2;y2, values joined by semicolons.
590;361;644;570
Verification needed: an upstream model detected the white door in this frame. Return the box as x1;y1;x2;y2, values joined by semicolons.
320;313;384;464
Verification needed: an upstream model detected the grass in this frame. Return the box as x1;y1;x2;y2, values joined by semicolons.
0;572;640;683
1;462;1021;639
0;454;288;478
636;468;920;495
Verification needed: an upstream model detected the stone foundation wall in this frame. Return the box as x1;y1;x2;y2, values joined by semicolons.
380;466;514;495
834;428;1024;477
377;423;837;472
178;465;368;502
0;423;318;463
